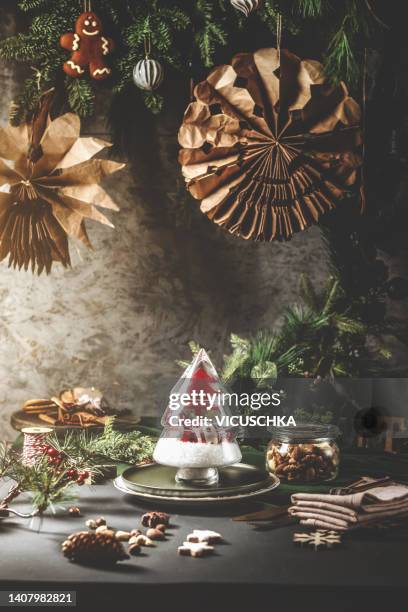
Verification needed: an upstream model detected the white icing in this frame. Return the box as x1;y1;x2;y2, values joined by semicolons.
92;67;111;76
67;61;84;74
187;530;223;543
101;37;109;55
178;542;214;555
72;34;80;51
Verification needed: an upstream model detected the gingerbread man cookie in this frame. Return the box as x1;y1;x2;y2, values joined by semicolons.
60;11;114;80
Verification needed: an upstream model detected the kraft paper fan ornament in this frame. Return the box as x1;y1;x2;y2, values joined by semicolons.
0;92;124;274
178;48;363;241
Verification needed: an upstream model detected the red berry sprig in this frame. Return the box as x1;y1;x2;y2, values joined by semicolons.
76;470;90;486
45;445;65;467
44;446;90;485
62;466;90;485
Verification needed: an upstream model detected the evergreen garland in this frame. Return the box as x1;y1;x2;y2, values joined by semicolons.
179;268;392;389
0;0;383;123
49;417;156;466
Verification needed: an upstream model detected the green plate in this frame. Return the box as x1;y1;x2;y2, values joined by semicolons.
114;463;280;505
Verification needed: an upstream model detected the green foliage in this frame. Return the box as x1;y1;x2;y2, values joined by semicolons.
8;456;76;514
49;417;155;465
293;407;333;424
1;445;79;514
0;421;155;515
143;92;164;114
0;0;383;122
177;340;205;369
84;418;155;464
0;441;13;479
251;361;278;388
66;78;95;118
194;0;228;67
323;0;380;87
181;268;385;387
325;22;359;86
295;0;324;18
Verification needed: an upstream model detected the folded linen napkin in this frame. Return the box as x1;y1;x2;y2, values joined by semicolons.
289;478;408;531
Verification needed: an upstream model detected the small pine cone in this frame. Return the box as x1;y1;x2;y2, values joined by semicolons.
141;511;170;528
62;530;129;566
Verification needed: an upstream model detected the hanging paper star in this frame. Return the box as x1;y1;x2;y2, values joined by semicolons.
0;110;124;274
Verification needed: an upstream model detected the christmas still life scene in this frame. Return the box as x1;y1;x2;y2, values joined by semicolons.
1;1;408;611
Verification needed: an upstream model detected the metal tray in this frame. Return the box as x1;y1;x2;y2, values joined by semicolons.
114;463;280;505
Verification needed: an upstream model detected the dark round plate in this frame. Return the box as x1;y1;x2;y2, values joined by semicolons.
114;463;279;504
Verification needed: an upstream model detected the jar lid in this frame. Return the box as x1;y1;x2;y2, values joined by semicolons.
270;422;340;443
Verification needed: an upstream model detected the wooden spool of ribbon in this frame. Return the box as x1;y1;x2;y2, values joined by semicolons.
21;426;52;466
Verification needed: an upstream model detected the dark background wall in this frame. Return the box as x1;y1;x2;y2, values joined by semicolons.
1;2;370;438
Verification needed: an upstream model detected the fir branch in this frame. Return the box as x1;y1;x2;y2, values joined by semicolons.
322;278;340;315
9;76;43;126
18;0;49;9
66;78;95;117
182;266;378;385
4;453;80;514
332;314;366;335
1;0;382;120
143;92;164;114
324;22;359;86
299;273;319;311
49;418;155;465
295;0;324;18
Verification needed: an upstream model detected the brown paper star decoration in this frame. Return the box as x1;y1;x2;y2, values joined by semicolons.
0;108;125;274
178;48;363;241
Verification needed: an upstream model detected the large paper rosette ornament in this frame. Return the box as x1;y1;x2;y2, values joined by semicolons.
178;48;362;241
0;104;124;274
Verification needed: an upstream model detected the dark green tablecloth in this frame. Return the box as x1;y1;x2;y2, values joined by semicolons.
1;477;408;603
2;449;408;611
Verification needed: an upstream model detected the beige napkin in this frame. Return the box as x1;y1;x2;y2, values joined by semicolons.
289;480;408;531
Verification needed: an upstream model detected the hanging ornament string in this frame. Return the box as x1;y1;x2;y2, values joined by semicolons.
360;47;367;213
84;0;92;12
144;33;152;59
276;12;282;60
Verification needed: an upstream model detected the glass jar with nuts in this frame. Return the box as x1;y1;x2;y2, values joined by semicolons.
266;424;340;483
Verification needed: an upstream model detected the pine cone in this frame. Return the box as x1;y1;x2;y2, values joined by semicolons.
62;530;129;566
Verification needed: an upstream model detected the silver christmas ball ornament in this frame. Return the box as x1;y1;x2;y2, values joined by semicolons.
133;57;164;91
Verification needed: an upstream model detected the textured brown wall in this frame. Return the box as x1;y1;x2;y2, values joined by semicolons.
0;4;328;439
